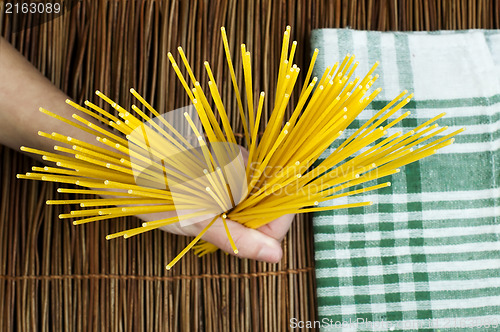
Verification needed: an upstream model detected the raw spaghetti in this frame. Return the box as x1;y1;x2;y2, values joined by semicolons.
18;26;463;269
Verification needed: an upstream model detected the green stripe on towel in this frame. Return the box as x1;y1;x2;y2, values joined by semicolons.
311;29;500;332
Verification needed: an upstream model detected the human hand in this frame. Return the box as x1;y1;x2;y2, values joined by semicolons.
133;212;294;263
0;37;295;263
134;146;295;263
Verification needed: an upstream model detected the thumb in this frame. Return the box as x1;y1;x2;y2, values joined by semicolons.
201;217;283;263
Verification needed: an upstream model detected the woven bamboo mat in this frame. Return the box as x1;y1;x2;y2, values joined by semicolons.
1;1;498;331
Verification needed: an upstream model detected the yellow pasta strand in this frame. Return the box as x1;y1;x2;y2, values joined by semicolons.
166;215;219;270
16;26;463;269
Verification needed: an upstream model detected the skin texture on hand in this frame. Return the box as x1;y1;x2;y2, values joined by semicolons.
134;210;294;263
0;37;295;264
0;37;94;153
165;214;294;263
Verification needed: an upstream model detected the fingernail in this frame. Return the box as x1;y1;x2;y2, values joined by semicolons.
257;244;281;263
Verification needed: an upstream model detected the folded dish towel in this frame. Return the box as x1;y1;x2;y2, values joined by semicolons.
311;29;500;331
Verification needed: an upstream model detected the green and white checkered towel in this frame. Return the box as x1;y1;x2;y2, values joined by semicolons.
311;29;500;331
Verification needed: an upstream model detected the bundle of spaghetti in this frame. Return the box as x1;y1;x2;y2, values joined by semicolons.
18;26;464;269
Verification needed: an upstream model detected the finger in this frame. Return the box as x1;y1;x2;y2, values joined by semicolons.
201;217;283;263
257;213;295;241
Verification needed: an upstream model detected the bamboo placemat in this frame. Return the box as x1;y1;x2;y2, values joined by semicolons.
1;1;498;331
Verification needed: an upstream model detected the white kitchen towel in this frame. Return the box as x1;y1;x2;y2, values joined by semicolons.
311;29;500;331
